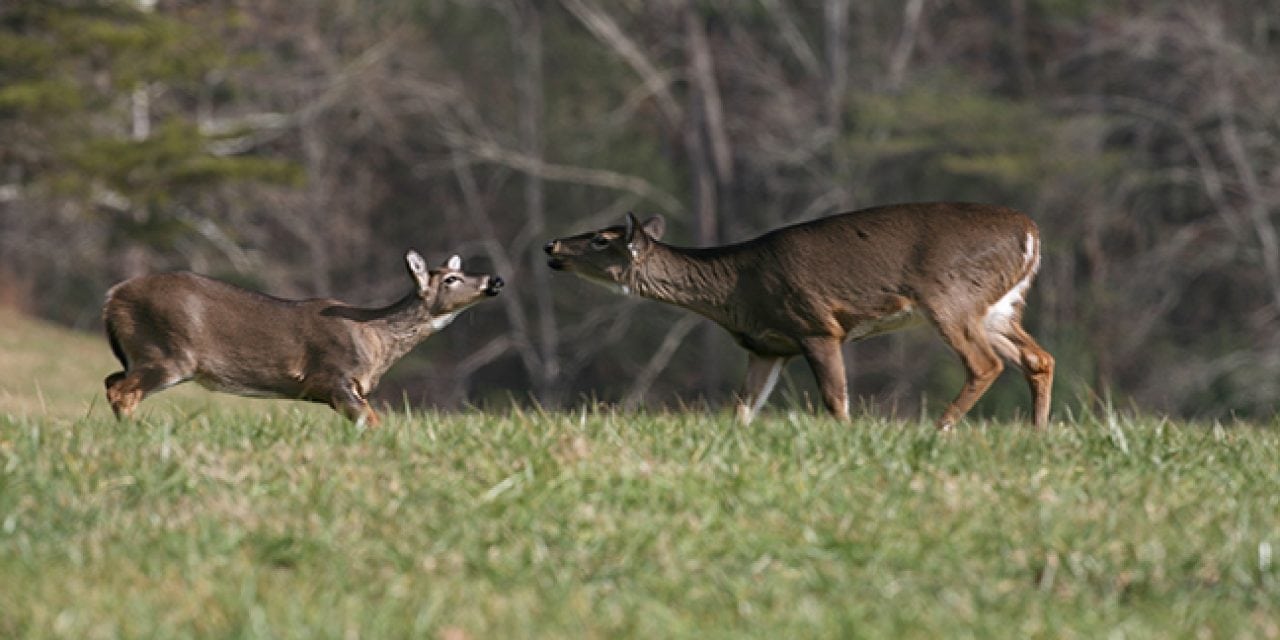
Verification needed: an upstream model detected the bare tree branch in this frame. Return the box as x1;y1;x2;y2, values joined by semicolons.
1217;93;1280;309
203;30;410;155
456;335;516;379
759;0;823;78
887;0;926;91
559;0;682;124
448;148;543;380
449;133;685;216
622;315;701;408
684;4;733;185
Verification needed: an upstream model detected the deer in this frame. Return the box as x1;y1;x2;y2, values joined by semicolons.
544;203;1054;429
102;252;502;427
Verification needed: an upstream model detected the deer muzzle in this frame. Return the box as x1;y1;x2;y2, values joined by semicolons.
544;241;567;270
485;276;504;296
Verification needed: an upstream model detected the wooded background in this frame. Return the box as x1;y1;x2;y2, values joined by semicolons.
3;0;1278;420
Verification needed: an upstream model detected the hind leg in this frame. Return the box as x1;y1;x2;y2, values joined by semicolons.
933;316;1005;431
988;323;1054;428
105;365;187;419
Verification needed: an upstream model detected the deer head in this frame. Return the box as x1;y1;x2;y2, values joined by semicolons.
406;252;503;328
543;212;666;294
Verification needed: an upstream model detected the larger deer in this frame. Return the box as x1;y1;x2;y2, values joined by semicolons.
103;252;502;426
545;203;1053;428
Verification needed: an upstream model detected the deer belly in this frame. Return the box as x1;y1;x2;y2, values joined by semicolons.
733;330;801;356
193;373;292;399
843;308;924;342
192;359;306;399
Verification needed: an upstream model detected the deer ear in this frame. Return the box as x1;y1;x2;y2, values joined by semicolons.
626;212;660;257
406;250;430;293
444;254;462;271
642;215;665;241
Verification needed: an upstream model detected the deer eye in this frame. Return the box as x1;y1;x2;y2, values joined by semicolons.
590;236;611;250
443;275;461;286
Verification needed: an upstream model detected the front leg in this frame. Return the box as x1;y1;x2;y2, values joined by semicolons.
735;352;787;424
800;336;849;421
329;379;381;428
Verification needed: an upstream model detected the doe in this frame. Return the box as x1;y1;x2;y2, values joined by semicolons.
103;252;502;426
545;203;1053;428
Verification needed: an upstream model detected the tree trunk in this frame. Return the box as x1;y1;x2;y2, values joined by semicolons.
513;0;562;406
684;2;725;400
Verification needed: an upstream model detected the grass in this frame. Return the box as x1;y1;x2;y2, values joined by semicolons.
2;310;1278;638
2;409;1278;638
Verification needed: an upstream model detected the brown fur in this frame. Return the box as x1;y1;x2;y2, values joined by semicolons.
102;253;501;425
545;202;1054;428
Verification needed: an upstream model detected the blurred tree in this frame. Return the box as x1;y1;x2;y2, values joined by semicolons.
3;0;1278;419
0;1;297;322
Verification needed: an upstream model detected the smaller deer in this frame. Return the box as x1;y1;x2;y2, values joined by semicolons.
103;252;502;426
545;204;1054;428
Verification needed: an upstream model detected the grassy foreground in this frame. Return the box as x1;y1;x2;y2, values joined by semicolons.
1;406;1278;639
2;309;1278;637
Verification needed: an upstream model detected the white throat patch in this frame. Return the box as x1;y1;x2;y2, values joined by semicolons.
429;310;462;330
582;274;631;296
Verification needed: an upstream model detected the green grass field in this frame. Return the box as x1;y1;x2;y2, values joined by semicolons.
2;310;1278;638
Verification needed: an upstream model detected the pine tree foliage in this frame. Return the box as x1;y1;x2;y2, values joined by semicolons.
2;0;1278;419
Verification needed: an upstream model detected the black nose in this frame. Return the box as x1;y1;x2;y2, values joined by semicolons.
543;241;556;255
486;276;504;295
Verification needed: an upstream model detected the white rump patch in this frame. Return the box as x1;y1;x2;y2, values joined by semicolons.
985;278;1029;329
430;310;462;330
984;232;1040;333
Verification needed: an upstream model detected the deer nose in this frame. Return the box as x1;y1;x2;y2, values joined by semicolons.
543;240;557;255
486;276;504;296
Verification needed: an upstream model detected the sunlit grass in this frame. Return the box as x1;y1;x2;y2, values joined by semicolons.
3;310;1277;637
1;405;1277;638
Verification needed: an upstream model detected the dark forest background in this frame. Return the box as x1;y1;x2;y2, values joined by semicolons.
3;0;1279;420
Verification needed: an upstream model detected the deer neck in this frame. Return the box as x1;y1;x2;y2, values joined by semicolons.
358;293;439;366
627;242;740;324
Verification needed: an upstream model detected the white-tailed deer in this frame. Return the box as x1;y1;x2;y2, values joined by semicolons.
103;252;502;426
545;203;1053;428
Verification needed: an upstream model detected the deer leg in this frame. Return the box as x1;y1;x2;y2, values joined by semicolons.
103;372;127;418
988;323;1054;428
800;337;849;421
104;365;186;419
934;318;1004;430
735;352;787;424
330;381;380;428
